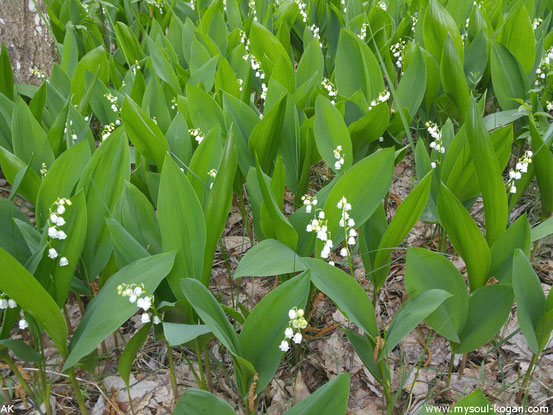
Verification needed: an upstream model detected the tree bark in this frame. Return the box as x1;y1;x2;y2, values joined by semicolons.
0;0;57;85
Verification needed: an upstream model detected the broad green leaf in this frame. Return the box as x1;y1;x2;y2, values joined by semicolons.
173;389;235;415
146;36;181;94
490;42;529;110
106;218;150;267
536;309;553;352
187;84;225;134
240;272;310;393
163;323;212;346
465;97;507;245
121;95;170;170
322;149;394;248
0;339;42;362
0;146;41;203
180;278;240;355
115;22;145;67
77;129;130;279
405;248;469;343
314;95;353;173
35;140;90;229
304;258;378;339
283;374;351;415
0;199;32;264
441;36;470;121
395;45;426;118
489;214;531;283
249;96;287;174
373;171;433;289
437;183;490;291
296;38;324;90
201;132;237;285
118;323;151;388
235;239;306;278
70;46;109;105
532;217;553;241
497;5;534;73
385;289;451;352
158;155;206;297
0;248;67;357
423;0;464;64
64;253;175;370
344;329;382;383
11;97;54;174
0;44;14;99
513;250;545;354
452;389;495;414
359;203;388;277
249;21;291;78
529;117;553;218
455;284;514;354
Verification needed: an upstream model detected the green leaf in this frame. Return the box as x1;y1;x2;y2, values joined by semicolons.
118;323;151;388
70;46;109;106
77;129;130;279
0;248;67;357
465;97;508;245
173;389;235;415
106;218;150;267
321;149;394;249
249;21;291;78
385;289;451;352
489;214;531;283
531;216;553;241
158;155;206;296
395;45;426;118
186;84;225;135
513;250;545;354
452;389;496;413
235;239;306;278
240;272;310;393
405;248;469;343
455;284;514;354
163;323;212;347
536;309;553;352
201;132;237;284
441;36;470;121
0;339;42;362
11;97;54;174
180;278;240;355
490;41;529;111
343;329;382;383
0;199;32;264
437;183;490;291
0;44;14;99
255;158;298;250
423;0;464;64
35;140;90;229
0;146;41;203
121;95;170;170
64;253;175;370
283;374;351;415
146;36;181;94
496;5;535;74
115;22;145;67
314;95;353;173
304;258;378;339
373;171;433;289
529;117;553;219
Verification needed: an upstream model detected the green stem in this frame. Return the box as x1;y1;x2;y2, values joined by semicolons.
457;353;467;380
377;358;393;413
182;351;204;389
166;344;178;401
195;340;207;390
517;353;538;405
446;348;455;388
203;350;213;392
67;370;88;414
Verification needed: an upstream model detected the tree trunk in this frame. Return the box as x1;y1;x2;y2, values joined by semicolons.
0;0;57;85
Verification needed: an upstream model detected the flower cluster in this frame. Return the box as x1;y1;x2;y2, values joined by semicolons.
426;121;445;153
301;194;318;213
535;47;553;86
340;0;347;13
30;68;47;80
333;145;345;170
411;15;418;34
132;60;141;76
47;198;71;267
337;196;356;257
248;0;257;21
104;93;119;113
322;78;338;104
546;101;553;112
508;151;533;194
0;295;28;330
279;308;307;352
100;121;120;141
40;162;48;178
171;97;177;110
237;78;243;92
117;283;161;324
390;40;406;71
295;0;308;23
208;169;217;189
378;1;386;10
358;23;368;41
64;119;78;143
369;90;390;109
189;128;205;144
310;24;322;47
533;18;543;31
240;30;267;100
